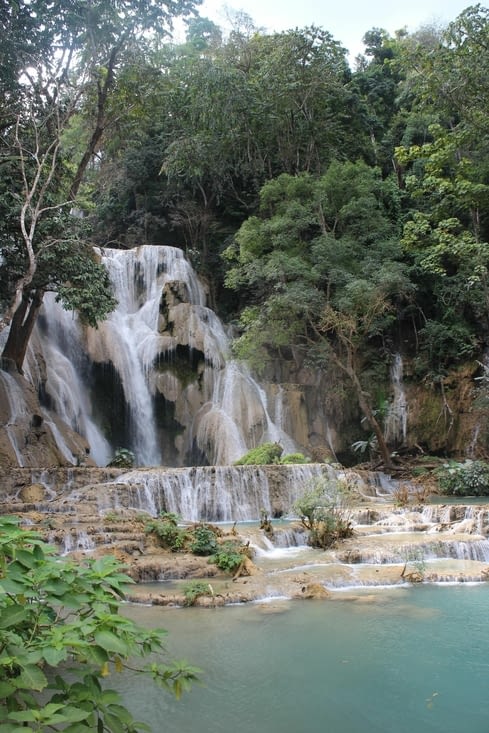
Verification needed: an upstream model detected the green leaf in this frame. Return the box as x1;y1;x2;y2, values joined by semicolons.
12;664;48;691
7;710;37;722
0;604;28;629
42;645;68;666
42;579;73;596
0;680;15;698
0;578;28;595
94;630;129;656
100;690;122;705
13;550;36;569
56;706;92;723
102;711;126;733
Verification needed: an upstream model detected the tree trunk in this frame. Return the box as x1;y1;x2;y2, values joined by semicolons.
69;46;119;201
354;379;393;469
1;289;44;373
332;346;394;470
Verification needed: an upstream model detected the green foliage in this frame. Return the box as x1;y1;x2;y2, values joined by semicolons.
224;162;410;466
436;460;489;496
0;516;199;732
351;434;379;459
209;541;245;574
233;442;284;465
188;525;219;556
418;319;478;368
144;514;190;552
145;518;223;557
107;448;136;469
279;453;311;464
0;0;200;371
293;477;354;549
182;581;214;607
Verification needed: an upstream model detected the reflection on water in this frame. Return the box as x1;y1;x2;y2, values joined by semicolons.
118;585;489;733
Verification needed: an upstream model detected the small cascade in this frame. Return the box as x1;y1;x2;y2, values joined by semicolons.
60;528;96;555
384;352;408;447
194;363;298;465
345;469;401;499
452;539;489;562
333;536;489;565
90;464;327;522
268;525;309;548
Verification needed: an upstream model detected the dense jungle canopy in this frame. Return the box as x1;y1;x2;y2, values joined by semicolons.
2;1;489;458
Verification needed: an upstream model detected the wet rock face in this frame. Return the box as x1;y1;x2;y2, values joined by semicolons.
0;372;92;469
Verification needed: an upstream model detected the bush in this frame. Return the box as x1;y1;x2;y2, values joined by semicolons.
233;442;283;465
437;460;489;496
145;513;190;551
279;453;310;464
293;477;354;549
182;580;214;606
107;447;135;468
189;525;219;556
209;541;246;574
0;516;199;732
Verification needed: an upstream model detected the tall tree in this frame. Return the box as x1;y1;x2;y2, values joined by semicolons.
393;5;489;367
224;163;412;467
0;0;199;372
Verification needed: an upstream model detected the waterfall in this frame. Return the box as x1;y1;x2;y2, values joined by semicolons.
94;464;325;522
194;361;297;464
0;372;29;466
32;245;297;467
384;353;408;447
37;294;112;466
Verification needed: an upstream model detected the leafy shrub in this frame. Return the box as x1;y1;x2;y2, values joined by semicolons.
182;580;214;606
234;442;283;465
189;525;219;556
0;516;199;732
107;447;135;468
145;513;190;551
437;460;489;496
209;541;245;574
279;452;310;464
293;476;354;549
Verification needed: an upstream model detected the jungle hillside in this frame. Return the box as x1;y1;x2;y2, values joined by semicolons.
2;2;489;465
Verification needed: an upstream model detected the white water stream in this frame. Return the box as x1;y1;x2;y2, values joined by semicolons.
384;352;408;446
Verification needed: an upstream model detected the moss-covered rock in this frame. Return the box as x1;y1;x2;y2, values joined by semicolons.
233;442;283;465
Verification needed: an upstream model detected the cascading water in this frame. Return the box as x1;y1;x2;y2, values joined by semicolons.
36;298;112;466
0;371;29;466
96;463;326;522
384;352;408;447
32;245;298;467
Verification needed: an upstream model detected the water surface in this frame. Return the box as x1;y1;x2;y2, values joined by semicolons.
119;584;489;733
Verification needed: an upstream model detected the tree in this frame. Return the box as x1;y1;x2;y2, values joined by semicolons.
0;0;199;373
224;162;413;467
385;6;489;372
292;476;353;549
0;515;199;732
